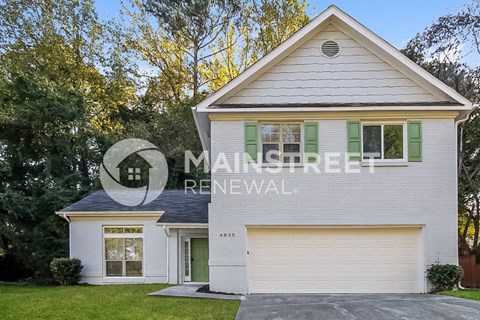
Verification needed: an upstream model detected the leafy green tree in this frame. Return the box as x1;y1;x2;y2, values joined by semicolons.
143;0;245;96
403;0;480;253
252;0;312;58
122;0;189;104
0;0;136;278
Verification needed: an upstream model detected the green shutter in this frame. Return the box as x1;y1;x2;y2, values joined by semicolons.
408;121;422;162
244;122;258;162
347;121;361;161
304;122;319;163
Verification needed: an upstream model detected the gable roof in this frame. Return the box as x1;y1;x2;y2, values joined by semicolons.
59;190;210;224
193;5;472;112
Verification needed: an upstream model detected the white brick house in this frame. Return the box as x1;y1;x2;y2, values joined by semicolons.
59;6;472;294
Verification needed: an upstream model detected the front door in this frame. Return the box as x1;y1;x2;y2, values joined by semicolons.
191;238;209;282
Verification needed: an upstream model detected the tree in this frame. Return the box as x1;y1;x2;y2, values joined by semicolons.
143;0;245;96
403;0;480;253
200;20;256;91
122;0;189;105
0;0;136;278
252;0;311;58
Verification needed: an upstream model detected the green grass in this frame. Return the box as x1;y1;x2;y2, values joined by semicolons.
440;289;480;301
0;283;240;320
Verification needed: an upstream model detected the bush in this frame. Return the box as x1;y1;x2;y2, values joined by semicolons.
50;258;83;285
426;263;463;292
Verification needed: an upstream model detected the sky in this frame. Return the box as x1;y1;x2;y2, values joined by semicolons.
94;0;470;49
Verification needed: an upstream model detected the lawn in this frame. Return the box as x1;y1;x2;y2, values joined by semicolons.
440;289;480;301
0;283;240;320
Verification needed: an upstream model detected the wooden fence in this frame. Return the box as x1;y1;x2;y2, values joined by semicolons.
459;255;480;288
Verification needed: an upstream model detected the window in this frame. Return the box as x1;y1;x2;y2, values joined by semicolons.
362;124;405;160
184;239;190;281
261;123;301;164
104;227;143;277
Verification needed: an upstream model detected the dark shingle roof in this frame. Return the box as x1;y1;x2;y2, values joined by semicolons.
61;190;210;224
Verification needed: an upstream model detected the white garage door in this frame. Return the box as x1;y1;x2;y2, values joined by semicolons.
247;227;421;293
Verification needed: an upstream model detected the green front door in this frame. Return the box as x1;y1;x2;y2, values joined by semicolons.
191;238;209;282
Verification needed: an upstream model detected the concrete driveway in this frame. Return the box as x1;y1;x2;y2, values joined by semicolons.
235;294;480;320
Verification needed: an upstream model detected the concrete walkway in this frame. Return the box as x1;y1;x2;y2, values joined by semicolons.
235;293;480;320
149;284;244;300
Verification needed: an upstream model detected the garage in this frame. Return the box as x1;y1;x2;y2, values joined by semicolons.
246;227;422;293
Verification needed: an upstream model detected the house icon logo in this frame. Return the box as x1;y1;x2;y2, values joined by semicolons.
99;139;168;206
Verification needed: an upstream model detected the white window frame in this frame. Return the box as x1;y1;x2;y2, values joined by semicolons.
184;238;191;282
361;122;407;162
103;226;144;278
259;122;303;165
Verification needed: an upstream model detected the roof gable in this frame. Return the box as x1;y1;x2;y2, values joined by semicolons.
194;5;472;112
221;24;442;105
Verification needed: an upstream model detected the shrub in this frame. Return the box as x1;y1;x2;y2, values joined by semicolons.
50;258;83;285
426;263;463;292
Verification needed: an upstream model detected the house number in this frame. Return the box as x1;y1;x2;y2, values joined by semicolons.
219;233;235;238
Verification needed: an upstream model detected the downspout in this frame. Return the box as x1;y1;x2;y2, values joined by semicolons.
455;105;477;290
163;225;170;284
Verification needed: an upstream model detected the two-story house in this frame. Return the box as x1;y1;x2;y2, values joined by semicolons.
58;6;473;294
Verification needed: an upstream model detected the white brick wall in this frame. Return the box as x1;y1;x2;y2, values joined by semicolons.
209;118;458;294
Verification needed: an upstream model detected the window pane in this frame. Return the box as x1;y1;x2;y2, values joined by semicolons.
126;261;142;277
384;125;403;159
124;227;143;234
261;124;280;142
262;144;279;163
363;126;381;159
105;227;123;234
105;238;124;260
184;241;190;277
283;144;300;163
282;124;301;143
106;261;123;276
125;238;143;261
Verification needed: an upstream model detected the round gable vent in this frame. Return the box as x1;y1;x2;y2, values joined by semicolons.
321;40;340;58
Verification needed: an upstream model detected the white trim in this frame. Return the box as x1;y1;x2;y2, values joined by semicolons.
56;211;163;219
158;223;209;229
259;122;303;165
200;105;471;113
361;121;407;162
103;225;145;278
184;238;191;282
419;226;426;293
246;224;425;229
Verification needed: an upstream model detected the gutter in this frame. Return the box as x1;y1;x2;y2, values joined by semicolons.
57;212;71;223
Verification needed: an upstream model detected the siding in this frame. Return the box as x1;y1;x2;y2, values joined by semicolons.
208;118;458;294
70;218;169;284
222;24;440;105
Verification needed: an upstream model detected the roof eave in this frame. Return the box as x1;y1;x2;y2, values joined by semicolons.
56;211;164;219
156;222;209;229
